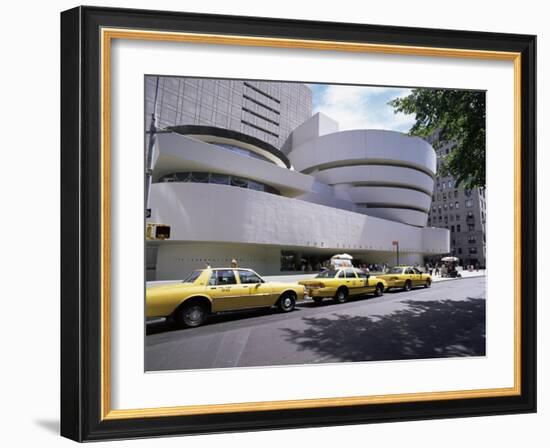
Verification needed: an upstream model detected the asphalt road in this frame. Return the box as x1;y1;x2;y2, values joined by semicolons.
145;277;486;371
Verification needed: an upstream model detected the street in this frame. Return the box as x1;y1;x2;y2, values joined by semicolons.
145;277;486;371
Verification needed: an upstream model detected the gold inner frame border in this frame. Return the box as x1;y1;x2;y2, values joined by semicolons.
99;27;522;421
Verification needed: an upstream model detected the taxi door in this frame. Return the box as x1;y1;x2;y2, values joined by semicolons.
343;268;362;295
354;269;373;294
207;269;250;312
409;268;423;286
238;270;275;307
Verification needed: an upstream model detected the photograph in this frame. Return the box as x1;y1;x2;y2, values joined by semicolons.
144;76;487;372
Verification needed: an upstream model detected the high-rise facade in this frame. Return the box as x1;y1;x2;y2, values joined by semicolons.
145;77;312;150
426;136;487;267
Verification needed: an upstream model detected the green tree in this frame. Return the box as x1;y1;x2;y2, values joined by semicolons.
389;89;486;189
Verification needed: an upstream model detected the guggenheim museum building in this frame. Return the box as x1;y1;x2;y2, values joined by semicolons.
146;77;449;280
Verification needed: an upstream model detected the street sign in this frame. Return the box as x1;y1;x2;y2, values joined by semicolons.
392;240;399;245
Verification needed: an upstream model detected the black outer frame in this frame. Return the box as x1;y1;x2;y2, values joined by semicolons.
60;5;536;442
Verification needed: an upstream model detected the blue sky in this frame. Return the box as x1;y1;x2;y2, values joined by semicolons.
307;83;415;133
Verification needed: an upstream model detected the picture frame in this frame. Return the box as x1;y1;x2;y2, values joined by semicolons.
60;5;536;442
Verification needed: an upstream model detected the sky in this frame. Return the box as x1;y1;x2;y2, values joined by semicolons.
307;83;416;133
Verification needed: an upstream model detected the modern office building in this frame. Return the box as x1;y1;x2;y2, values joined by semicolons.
146;78;450;280
426;136;487;267
145;77;312;150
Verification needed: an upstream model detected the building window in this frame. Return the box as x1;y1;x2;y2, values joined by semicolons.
456;214;460;221
465;189;472;197
448;180;452;188
455;201;460;209
450;215;454;221
450;202;454;209
468;236;477;244
158;171;281;195
457;224;461;232
465;199;473;208
443;204;447;210
469;247;478;254
443;192;447;200
468;223;475;231
451;225;455;232
454;190;458;198
458;247;463;254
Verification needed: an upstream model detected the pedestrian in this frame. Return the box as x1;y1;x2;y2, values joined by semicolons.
205;260;211;269
230;258;238;268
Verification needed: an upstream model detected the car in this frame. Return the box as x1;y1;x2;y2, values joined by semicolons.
376;266;432;291
146;268;305;328
299;267;388;305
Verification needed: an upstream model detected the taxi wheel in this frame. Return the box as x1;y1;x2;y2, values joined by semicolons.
334;287;348;304
424;278;432;288
178;302;208;328
374;283;384;297
278;292;296;313
403;280;412;292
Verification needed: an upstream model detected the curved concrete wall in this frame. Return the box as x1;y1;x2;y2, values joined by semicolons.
315;165;434;195
356;207;428;227
344;186;432;212
288;129;436;175
153;132;314;197
149;182;448;255
287;128;436;226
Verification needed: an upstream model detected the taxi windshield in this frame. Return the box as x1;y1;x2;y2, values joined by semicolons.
388;267;404;274
316;270;338;279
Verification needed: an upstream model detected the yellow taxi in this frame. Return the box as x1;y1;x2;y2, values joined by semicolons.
146;268;305;328
299;267;388;305
376;266;432;291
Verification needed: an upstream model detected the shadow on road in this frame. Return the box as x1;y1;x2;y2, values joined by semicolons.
281;298;486;362
146;306;300;335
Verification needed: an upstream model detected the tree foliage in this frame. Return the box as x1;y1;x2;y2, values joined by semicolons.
389;89;486;189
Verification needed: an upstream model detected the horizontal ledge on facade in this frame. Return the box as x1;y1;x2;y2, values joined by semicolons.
302;159;436;179
343;181;433;197
358;203;430;214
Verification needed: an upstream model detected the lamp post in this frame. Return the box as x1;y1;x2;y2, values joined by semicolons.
145;76;160;218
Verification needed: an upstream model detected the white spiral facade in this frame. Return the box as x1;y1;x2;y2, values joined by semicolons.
287;117;436;227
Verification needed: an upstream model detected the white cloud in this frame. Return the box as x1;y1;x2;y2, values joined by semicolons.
312;85;416;133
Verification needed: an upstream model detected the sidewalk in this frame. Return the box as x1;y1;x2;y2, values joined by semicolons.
147;269;486;287
431;269;486;283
